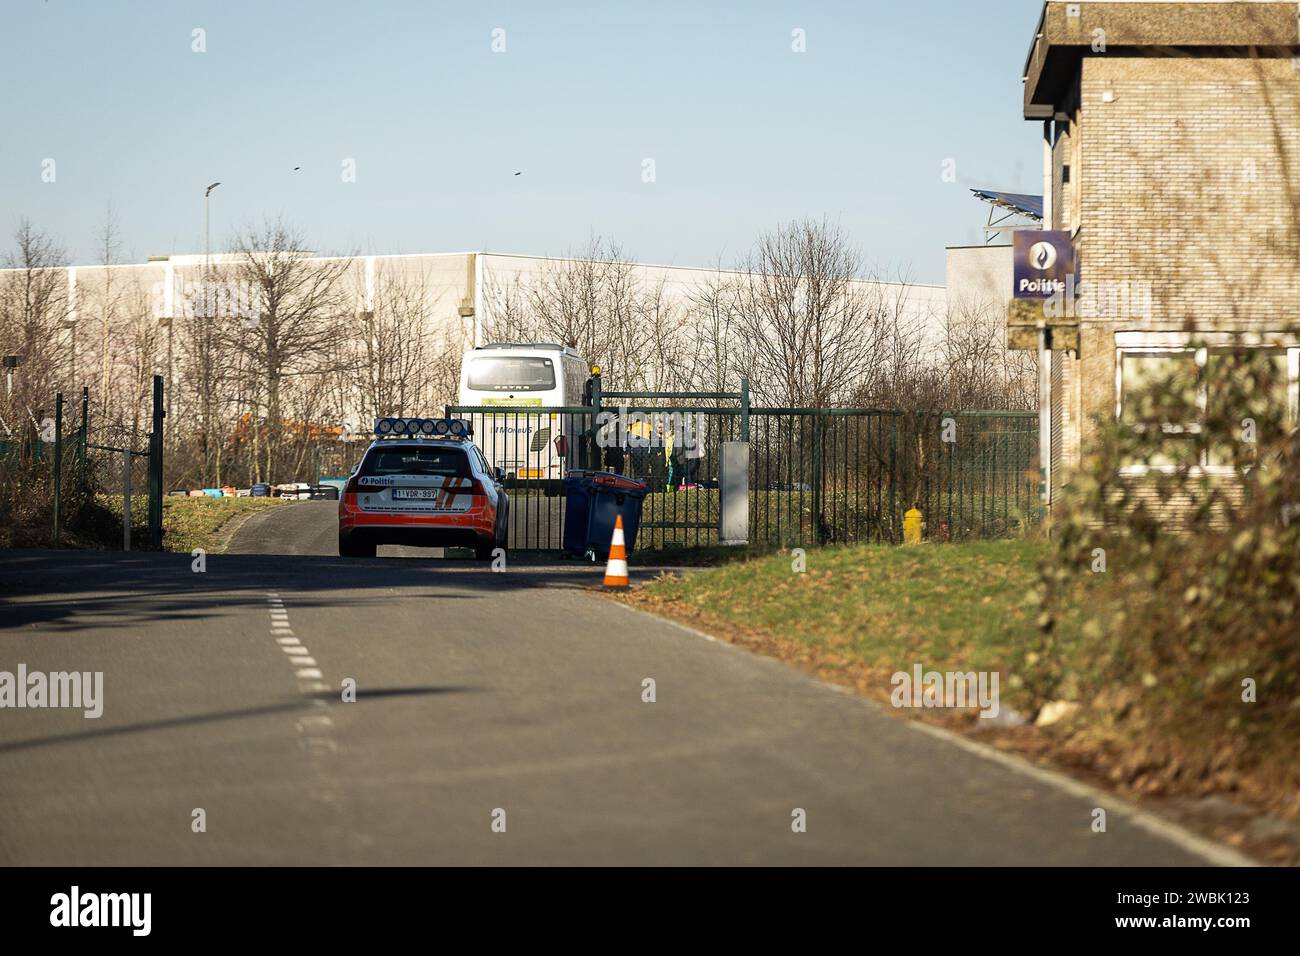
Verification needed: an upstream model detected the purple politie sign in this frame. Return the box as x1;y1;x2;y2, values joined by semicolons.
1013;230;1075;299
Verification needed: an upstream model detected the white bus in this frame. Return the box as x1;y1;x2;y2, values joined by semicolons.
457;343;589;484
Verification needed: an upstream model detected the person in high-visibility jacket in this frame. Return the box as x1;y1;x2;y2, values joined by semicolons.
678;415;704;489
663;423;674;490
627;415;653;479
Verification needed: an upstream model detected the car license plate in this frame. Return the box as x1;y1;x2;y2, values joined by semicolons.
392;488;440;500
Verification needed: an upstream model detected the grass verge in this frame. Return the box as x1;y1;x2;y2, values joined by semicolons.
96;496;287;554
626;539;1040;700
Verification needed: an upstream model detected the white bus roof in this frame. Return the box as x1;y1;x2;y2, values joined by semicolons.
474;342;583;357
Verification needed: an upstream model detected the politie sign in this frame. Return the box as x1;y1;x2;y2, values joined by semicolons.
1013;230;1075;299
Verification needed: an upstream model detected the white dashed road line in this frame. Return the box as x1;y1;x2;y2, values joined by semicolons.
259;592;348;855
262;592;335;735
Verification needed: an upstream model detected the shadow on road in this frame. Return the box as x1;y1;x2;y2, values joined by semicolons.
0;685;478;754
0;548;623;633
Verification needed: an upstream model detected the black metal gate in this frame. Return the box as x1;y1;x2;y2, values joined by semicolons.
445;405;594;551
447;397;1040;553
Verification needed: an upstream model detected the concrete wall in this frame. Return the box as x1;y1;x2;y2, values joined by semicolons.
480;252;946;342
14;251;948;431
945;244;1013;315
59;251;945;349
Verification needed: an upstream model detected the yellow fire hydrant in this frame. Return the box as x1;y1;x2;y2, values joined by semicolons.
903;507;924;545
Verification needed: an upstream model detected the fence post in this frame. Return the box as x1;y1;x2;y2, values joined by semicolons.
739;377;750;442
123;449;132;552
78;387;89;484
148;374;164;550
812;411;824;546
888;414;898;542
719;441;749;546
53;392;63;542
590;372;602;470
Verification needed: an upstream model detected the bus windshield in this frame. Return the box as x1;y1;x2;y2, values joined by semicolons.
467;356;556;391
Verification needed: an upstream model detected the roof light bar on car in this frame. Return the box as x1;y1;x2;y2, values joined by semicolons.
373;417;474;438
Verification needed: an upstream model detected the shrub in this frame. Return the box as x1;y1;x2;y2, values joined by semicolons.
1016;343;1300;809
0;445;113;549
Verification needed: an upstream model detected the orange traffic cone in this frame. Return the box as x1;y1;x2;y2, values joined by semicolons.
603;514;630;589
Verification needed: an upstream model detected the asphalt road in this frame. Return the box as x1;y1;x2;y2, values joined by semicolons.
0;502;1220;864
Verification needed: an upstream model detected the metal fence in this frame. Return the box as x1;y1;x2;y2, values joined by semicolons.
747;409;1040;545
447;403;1040;552
1;378;165;549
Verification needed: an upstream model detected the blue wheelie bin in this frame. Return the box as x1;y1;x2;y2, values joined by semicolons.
562;469;594;556
583;472;647;561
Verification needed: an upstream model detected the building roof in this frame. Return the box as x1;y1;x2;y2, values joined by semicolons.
1023;1;1300;119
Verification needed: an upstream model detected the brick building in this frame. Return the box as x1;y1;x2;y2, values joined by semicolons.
1013;0;1300;505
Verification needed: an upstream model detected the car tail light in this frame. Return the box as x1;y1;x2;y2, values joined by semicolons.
453;478;488;498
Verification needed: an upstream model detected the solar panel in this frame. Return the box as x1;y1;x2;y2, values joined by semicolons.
970;189;1043;221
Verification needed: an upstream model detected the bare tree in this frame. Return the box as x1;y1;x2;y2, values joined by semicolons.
628;273;689;392
939;301;1037;411
681;264;743;401
222;220;353;483
358;264;439;424
93;205;125;410
479;270;533;344
347;260;457;423
422;326;466;413
0;220;70;431
120;279;162;447
178;254;223;484
731;218;897;408
481;236;667;390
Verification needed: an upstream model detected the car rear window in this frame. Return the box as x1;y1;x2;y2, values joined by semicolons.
360;445;470;477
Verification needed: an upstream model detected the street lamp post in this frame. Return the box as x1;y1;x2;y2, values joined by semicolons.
204;181;221;282
201;181;221;486
158;316;173;424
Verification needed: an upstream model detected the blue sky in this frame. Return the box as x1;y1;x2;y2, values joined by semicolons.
0;0;1046;282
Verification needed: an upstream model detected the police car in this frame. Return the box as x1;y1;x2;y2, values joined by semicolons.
338;417;510;559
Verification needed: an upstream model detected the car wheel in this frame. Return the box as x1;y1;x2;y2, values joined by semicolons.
339;533;376;558
474;541;495;561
